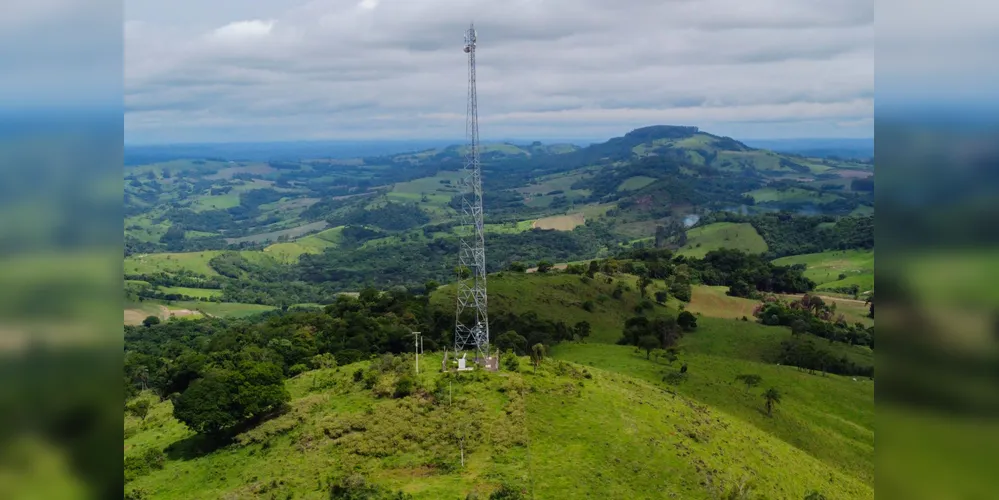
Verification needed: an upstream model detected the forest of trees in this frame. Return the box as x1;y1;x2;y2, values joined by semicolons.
699;212;874;258
123;287;570;438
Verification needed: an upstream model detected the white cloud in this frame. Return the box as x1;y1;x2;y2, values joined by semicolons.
211;19;275;41
125;0;875;143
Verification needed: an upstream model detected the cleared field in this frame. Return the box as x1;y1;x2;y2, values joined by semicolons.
189;192;239;212
747;187;841;204
225;221;328;244
533;213;585;231
517;171;589;196
124;303;203;325
554;338;874;491
125;252;222;276
175;301;275;318
388;171;464;209
481;220;535;234
685;285;760;319
157;286;223;299
125;250;277;277
615;175;657;192
678;222;768;258
773;249;874;293
263;226;344;263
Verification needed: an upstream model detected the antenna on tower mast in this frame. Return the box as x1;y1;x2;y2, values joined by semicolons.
454;23;491;366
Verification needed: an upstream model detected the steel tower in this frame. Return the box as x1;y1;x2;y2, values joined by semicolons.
454;23;489;360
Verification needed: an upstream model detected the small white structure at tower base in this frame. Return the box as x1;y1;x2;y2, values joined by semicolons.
457;353;474;371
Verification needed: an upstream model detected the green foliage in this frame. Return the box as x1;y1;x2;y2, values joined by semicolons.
173;360;290;435
508;261;527;272
124;447;165;483
536;260;553;273
637;335;660;359
142;315;160;327
703;212;873;258
654;290;669;304
329;202;430;232
126;399;151;420
488;484;526;499
328;473;414;499
763;388;782;417
734;374;762;391
502;353;520;372
677;311;697;331
804;491;828;500
495;331;528;355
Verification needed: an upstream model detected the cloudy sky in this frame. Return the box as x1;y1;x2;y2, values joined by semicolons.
124;0;874;144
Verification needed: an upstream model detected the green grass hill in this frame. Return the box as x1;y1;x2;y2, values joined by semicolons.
125;272;873;499
678;222;768;258
126;351;871;499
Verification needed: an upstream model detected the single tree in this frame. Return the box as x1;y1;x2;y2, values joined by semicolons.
804;491;828;500
677;311;698;331
663;348;679;366
587;260;600;278
573;321;591;342
638;335;660;359
679;363;688;374
496;331;528;355
536;261;553;273
142;315;160;327
790;319;809;336
637;276;653;298
508;261;527;273
734;374;762;392
127;399;151;420
654;290;669;304
763;388;782;417
530;343;546;372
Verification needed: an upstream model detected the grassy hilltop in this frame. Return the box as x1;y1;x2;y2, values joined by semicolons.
125;271;873;499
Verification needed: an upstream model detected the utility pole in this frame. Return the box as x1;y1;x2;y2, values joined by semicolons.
412;331;422;374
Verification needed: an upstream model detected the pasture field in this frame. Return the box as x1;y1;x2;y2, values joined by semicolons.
189;192;240;212
615;175;657;192
225;221;329;245
553;332;874;489
172;301;276;318
532;213;585;231
263;226;345;263
126;349;870;500
773;249;874;293
431;272;667;344
157;286;223;299
516;170;591;198
125;250;278;277
746;187;841;204
125;251;222;276
678;222;768;258
685;285;760;320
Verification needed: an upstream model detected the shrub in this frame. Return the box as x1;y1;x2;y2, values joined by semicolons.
124;447;165;483
503;354;520;372
677;311;698;331
394;375;415;398
581;300;595;312
288;363;309;377
490;484;526;499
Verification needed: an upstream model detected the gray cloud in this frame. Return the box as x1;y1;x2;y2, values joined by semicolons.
125;0;873;143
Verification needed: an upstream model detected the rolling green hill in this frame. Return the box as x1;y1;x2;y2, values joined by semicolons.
678;222;768;258
125;269;874;499
772;249;874;294
126;352;871;499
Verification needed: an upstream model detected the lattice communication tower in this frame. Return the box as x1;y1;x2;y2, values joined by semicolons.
453;24;490;360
